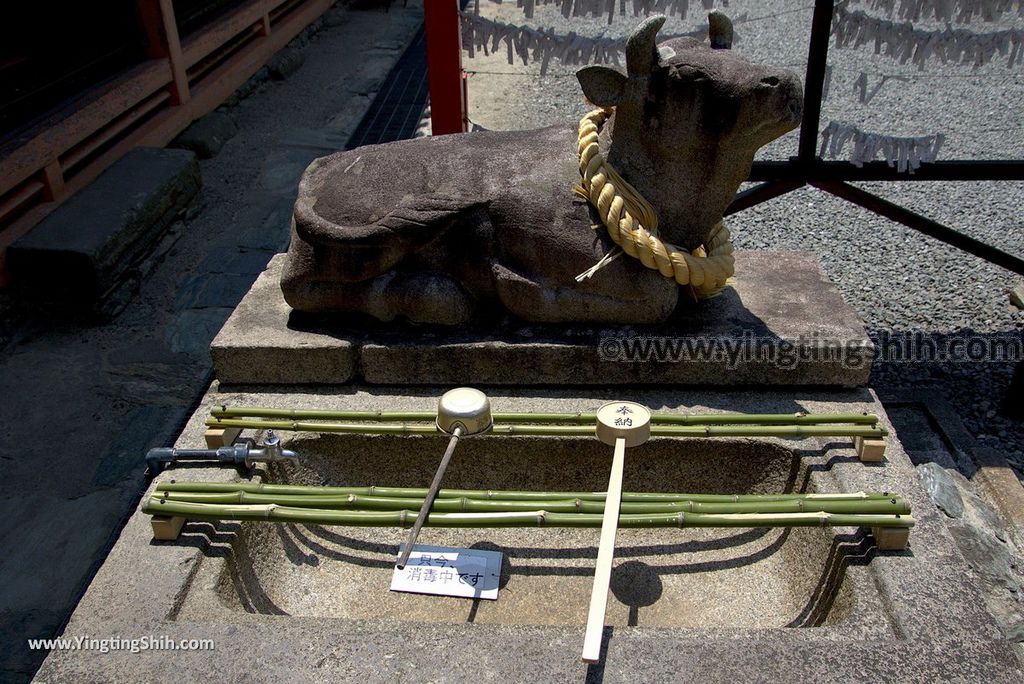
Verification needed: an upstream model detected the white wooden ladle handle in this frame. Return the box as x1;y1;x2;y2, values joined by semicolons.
582;401;651;664
581;435;627;663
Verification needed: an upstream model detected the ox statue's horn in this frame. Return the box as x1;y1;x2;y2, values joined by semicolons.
626;15;666;76
708;10;733;49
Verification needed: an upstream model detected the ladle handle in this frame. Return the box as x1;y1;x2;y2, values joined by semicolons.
582;436;626;663
396;426;463;569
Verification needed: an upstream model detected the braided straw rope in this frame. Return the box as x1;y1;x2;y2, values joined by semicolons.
574;109;735;297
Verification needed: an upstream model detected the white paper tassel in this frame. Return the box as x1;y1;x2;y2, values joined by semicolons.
459;12;735;75
833;3;1024;68
819;120;946;172
472;0;727;19
460;12;626;74
843;0;1021;23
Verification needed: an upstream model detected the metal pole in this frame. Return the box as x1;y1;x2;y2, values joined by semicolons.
812;181;1024;276
798;0;835;163
725;181;806;215
396;426;463;568
719;1;1024;284
424;0;467;135
748;160;1024;183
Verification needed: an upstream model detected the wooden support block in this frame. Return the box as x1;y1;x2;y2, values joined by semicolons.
855;436;886;462
205;426;242;447
151;515;186;541
1009;282;1024;310
871;526;910;550
41;161;65;201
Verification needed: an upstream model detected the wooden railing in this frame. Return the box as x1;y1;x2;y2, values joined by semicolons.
0;0;336;285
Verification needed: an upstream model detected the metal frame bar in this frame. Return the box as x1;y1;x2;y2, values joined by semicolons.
726;0;1024;277
812;180;1024;274
797;0;834;164
724;181;806;216
748;160;1024;183
425;0;468;135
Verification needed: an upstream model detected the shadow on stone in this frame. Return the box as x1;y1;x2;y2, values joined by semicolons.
610;560;663;626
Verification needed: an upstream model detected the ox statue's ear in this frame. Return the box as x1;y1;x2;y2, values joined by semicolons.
576;65;628;108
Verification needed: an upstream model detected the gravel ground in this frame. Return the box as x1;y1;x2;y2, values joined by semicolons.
463;0;1024;474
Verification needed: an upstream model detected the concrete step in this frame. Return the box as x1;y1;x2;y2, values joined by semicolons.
8;148;200;315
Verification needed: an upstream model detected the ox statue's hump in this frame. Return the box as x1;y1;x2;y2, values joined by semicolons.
295;124;580;237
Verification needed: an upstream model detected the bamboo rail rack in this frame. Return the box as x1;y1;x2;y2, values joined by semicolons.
144;481;915;548
203;406;890;461
163;408;905;543
210;406;884;425
206;416;888;438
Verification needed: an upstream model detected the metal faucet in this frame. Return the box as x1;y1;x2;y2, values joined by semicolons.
243;431;296;468
145;430;298;475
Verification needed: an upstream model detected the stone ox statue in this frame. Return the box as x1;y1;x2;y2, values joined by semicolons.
281;13;802;325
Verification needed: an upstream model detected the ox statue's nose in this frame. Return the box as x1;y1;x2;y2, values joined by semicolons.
789;99;802;121
771;73;804;126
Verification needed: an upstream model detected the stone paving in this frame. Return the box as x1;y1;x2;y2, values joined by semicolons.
3;1;1023;680
879;392;1024;649
0;3;424;681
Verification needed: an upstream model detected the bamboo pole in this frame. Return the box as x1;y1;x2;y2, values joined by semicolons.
210;405;880;426
155;481;902;503
203;417;888;439
142;498;915;529
154;491;911;515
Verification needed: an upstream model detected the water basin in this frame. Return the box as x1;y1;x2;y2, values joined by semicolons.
174;434;896;634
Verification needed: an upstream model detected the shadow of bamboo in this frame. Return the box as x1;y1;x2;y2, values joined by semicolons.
301;522;773;561
286;521;791;578
170;520;289;616
787;531;875;628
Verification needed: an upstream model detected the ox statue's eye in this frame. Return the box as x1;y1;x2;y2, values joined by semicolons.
760;76;780;87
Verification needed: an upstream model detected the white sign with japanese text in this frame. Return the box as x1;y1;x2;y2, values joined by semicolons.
390;545;502;600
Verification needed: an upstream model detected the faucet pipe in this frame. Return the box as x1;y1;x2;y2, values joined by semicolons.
145;431;297;475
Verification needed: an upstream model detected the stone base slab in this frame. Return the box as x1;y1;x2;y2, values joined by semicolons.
34;385;1024;682
212;251;873;386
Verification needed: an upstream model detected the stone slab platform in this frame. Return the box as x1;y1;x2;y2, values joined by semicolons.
212;251;873;387
34;385;1024;682
9;148;200;309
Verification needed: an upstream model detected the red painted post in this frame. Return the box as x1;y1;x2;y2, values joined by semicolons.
424;0;467;135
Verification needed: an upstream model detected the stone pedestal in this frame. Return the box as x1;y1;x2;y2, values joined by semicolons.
212;251;873;387
33;384;1024;682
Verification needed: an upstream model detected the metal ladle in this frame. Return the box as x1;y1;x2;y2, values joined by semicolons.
395;388;492;569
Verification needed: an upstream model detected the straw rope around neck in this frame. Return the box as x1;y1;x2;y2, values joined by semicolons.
574;108;735;297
